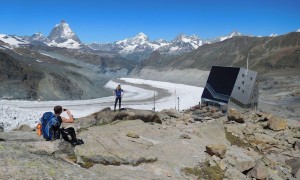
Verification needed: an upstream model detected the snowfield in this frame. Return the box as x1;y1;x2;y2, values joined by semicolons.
0;78;203;131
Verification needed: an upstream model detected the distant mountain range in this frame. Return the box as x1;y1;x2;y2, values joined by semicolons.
0;20;268;61
1;20;299;61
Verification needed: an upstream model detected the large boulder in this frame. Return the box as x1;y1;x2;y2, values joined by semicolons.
0;131;41;142
74;120;158;166
24;140;74;156
75;108;162;130
0;141;98;179
267;116;287;131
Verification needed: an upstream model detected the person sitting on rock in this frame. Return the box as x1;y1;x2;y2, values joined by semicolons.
53;105;83;146
113;84;124;111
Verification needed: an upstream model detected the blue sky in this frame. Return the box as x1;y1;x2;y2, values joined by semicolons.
1;0;299;43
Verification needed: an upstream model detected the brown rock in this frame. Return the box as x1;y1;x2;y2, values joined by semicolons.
126;131;139;138
228;109;245;123
267;116;287;131
205;144;227;159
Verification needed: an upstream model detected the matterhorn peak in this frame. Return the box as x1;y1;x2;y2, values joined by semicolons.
46;20;81;49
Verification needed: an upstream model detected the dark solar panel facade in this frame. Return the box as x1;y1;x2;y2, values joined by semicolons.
201;66;240;103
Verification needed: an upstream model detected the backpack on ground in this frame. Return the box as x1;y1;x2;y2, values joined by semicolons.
40;112;60;141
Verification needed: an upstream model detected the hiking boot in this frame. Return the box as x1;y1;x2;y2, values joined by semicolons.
77;139;84;144
71;139;84;146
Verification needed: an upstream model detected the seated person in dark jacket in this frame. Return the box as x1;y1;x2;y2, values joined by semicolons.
53;105;83;146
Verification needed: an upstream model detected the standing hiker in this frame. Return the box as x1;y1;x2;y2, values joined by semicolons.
113;84;124;111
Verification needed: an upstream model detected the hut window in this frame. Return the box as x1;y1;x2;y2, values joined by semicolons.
242;81;244;84
238;86;240;90
242;74;244;77
242;90;244;93
250;77;253;80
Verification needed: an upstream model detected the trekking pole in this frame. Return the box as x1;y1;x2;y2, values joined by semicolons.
153;92;156;111
177;97;180;111
174;87;176;110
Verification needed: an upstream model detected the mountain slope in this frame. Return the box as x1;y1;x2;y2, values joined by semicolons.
0;47;119;100
165;32;300;73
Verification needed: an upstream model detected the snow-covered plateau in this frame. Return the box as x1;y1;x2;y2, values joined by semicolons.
0;78;203;131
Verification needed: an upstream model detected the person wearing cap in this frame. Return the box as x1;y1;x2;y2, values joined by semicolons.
113;84;124;111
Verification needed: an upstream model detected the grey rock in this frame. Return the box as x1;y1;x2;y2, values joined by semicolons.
285;158;300;178
13;124;33;132
179;133;191;139
157;112;170;120
225;167;248;180
74;120;158;166
294;141;300;151
235;160;256;173
266;168;284;180
248;161;267;179
161;109;181;118
0;141;97;179
0;131;41;142
90;108;162;126
192;114;203;121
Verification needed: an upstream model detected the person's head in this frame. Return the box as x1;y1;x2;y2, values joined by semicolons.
116;85;121;90
54;105;63;115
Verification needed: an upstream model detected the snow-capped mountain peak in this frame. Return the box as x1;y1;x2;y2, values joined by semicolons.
0;34;29;48
51;20;78;40
270;33;278;37
46;20;81;49
218;31;242;41
171;34;203;49
297;28;300;32
31;32;46;41
116;32;149;45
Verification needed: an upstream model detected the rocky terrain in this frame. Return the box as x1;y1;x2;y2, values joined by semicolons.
1;106;299;179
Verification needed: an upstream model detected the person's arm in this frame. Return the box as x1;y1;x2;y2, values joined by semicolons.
61;109;74;123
